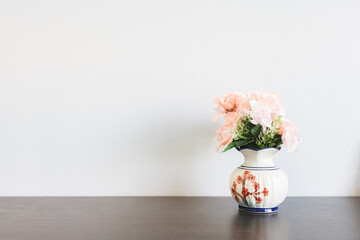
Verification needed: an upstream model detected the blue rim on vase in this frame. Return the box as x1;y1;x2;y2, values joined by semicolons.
238;205;279;214
235;146;281;151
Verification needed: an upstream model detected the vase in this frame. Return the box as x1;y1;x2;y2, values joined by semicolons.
229;148;288;213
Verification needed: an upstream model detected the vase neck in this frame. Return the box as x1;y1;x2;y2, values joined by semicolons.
240;148;278;167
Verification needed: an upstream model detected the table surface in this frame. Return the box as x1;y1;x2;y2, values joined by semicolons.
0;197;359;240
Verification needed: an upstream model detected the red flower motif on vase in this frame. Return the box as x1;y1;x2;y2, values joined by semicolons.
236;176;242;184
262;188;269;196
231;171;269;206
253;182;260;191
248;174;255;183
255;197;262;204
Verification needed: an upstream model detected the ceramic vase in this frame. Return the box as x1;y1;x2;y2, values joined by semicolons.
229;148;288;213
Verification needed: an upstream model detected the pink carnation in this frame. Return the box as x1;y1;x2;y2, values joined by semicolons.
212;93;250;125
246;92;262;101
250;100;273;129
262;93;286;119
279;119;301;152
213;93;241;114
215;124;236;152
248;92;285;129
237;93;251;115
224;112;241;125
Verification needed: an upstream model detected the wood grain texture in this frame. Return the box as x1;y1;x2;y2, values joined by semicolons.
0;197;358;240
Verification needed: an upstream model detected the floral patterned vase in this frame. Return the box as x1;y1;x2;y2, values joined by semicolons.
229;148;288;213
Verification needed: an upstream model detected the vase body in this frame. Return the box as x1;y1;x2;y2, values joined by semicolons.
229;148;288;213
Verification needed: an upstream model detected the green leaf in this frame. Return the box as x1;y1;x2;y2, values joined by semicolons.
222;142;236;152
250;125;262;139
245;142;259;149
274;134;283;148
242;133;254;140
247;121;256;127
235;139;254;148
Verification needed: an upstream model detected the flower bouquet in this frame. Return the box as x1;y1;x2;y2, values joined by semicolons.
212;92;301;152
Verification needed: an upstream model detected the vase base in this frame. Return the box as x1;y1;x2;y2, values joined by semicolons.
238;205;278;214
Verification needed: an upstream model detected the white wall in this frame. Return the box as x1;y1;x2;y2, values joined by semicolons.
0;0;360;196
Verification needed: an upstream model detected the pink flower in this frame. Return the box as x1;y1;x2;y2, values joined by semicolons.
250;100;273;129
279;119;301;152
248;92;285;130
279;119;293;135
224;112;241;125
212;93;251;124
261;93;286;119
237;93;251;115
212;93;241;122
215;124;236;152
246;92;262;101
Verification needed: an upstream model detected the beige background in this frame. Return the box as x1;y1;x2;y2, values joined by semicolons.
0;0;359;196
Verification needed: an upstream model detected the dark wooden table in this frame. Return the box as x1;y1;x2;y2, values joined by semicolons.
0;197;358;240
